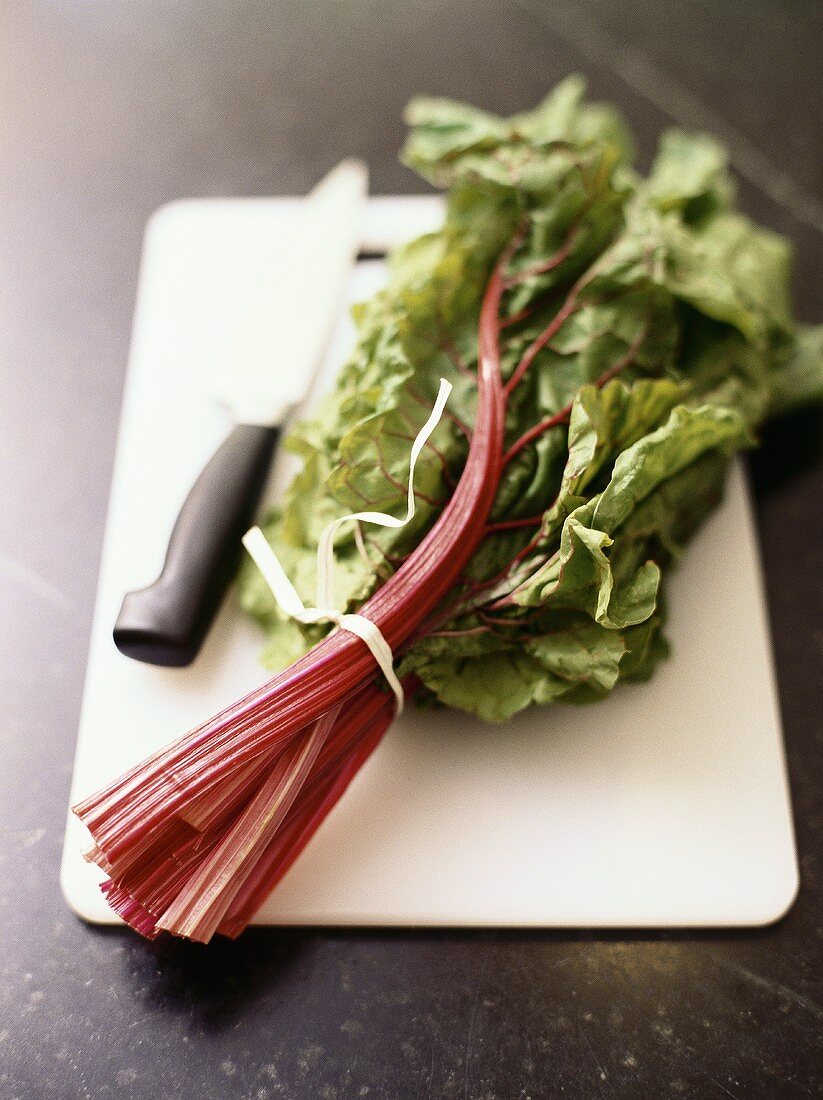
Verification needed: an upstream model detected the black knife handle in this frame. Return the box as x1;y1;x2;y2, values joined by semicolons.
113;423;279;667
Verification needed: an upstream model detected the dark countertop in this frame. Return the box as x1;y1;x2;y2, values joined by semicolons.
1;2;820;1097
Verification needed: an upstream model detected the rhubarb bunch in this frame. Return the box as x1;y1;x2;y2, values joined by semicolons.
75;78;822;941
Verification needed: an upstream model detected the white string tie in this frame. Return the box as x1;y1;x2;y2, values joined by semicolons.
242;378;453;715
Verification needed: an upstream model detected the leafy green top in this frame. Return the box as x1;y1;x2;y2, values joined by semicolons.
238;78;822;722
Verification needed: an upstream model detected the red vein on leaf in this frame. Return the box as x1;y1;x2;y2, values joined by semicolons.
502;224;579;289
439;332;474;379
504;292;581;397
407;384;473;443
483;513;545;534
502;325;648;466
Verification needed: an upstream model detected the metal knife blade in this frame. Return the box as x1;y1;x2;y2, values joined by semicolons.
212;158;368;426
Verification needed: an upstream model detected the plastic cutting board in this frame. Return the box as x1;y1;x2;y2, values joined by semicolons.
61;197;799;928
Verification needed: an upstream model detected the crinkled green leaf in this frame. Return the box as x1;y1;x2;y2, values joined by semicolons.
519;516;661;629
591;403;750;532
555;378;686;503
644;129;734;220
403;76;632;197
662;211;793;346
404;614;629;722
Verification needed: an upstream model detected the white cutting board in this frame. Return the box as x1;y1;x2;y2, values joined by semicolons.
61;197;799;928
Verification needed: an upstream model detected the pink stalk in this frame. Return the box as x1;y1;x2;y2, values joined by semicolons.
216;685;400;937
155;707;338;941
101;679;401;939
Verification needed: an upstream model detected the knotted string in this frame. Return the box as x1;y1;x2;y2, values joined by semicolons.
242;378;453;715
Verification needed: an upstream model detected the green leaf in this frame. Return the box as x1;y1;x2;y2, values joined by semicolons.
404;615;629;722
237;79;819;719
518;516;661;629
645;129;735;220
591;403;751;532
511;402;748;625
662;211;793;346
557;378;687;501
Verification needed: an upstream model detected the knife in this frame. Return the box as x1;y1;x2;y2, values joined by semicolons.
113;159;369;667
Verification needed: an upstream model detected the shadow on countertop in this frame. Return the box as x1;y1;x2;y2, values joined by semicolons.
91;912;795;1031
748;404;822;497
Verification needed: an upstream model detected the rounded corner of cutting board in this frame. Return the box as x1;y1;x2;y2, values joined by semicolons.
60;863;106;926
60;823;121;927
61;197;799;932
144;197;205;236
745;861;801;928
